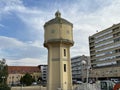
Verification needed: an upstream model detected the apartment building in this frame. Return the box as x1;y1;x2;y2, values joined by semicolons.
89;23;120;80
38;65;47;82
71;55;90;81
7;66;41;85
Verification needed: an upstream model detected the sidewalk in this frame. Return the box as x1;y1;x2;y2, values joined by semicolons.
73;83;101;90
11;86;46;90
11;83;100;90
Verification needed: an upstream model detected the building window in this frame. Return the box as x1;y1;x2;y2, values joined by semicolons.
114;37;120;43
115;48;120;53
64;64;66;72
12;76;14;79
64;49;66;57
112;27;119;32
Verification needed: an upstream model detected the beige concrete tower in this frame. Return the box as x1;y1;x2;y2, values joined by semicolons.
44;11;74;90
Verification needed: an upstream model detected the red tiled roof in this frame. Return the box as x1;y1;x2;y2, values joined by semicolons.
8;66;40;74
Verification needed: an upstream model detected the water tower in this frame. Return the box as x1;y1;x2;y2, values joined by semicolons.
44;11;74;90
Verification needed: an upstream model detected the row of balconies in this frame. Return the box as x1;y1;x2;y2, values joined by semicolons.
90;39;120;54
90;35;120;52
72;71;82;75
71;59;81;63
112;26;119;32
72;75;82;78
90;66;120;78
91;47;120;60
91;54;120;64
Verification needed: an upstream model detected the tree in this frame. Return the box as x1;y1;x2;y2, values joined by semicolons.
0;59;10;90
0;59;8;85
20;73;35;86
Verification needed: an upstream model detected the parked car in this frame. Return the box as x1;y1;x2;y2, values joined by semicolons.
32;82;37;85
76;81;83;84
100;80;115;90
111;79;120;83
41;81;47;87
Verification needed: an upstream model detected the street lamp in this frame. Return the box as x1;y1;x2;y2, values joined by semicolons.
86;66;91;84
81;60;91;90
81;60;90;84
81;60;86;82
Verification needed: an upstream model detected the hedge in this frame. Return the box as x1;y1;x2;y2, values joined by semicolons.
0;86;11;90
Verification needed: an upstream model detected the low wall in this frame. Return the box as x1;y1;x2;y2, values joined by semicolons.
11;86;46;90
11;84;100;90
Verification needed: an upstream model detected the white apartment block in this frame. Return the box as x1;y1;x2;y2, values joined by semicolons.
71;55;90;81
39;65;47;82
89;23;120;80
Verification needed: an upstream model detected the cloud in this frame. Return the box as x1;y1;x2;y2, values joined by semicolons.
0;0;48;65
0;36;47;62
6;58;46;66
0;36;25;49
0;24;4;28
1;0;120;65
0;0;47;31
66;0;120;57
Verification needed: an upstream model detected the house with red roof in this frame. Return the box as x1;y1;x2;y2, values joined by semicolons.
7;66;41;85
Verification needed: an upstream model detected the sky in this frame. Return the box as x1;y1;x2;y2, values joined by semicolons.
0;0;120;66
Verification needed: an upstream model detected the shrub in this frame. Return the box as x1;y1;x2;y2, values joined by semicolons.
0;85;11;90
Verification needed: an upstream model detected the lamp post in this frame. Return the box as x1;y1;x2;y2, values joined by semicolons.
81;60;90;84
81;60;90;90
86;66;91;84
81;60;86;82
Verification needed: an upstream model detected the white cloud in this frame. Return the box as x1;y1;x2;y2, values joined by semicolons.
6;58;47;66
27;40;43;48
1;0;120;65
0;36;25;49
67;0;120;57
0;0;47;31
0;36;47;63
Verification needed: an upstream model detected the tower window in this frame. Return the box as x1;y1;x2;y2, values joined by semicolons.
64;64;66;72
64;49;66;57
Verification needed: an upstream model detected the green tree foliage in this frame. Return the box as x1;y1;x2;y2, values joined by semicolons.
20;73;35;86
0;59;8;85
0;59;10;90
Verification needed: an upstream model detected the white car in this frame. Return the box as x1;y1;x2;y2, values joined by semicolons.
32;82;37;85
76;81;83;84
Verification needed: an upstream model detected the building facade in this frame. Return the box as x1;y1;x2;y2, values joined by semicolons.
38;65;47;82
89;23;120;80
7;66;41;85
71;55;90;81
44;11;74;90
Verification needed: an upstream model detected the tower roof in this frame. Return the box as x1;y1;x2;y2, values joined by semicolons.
44;11;73;27
55;10;61;18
